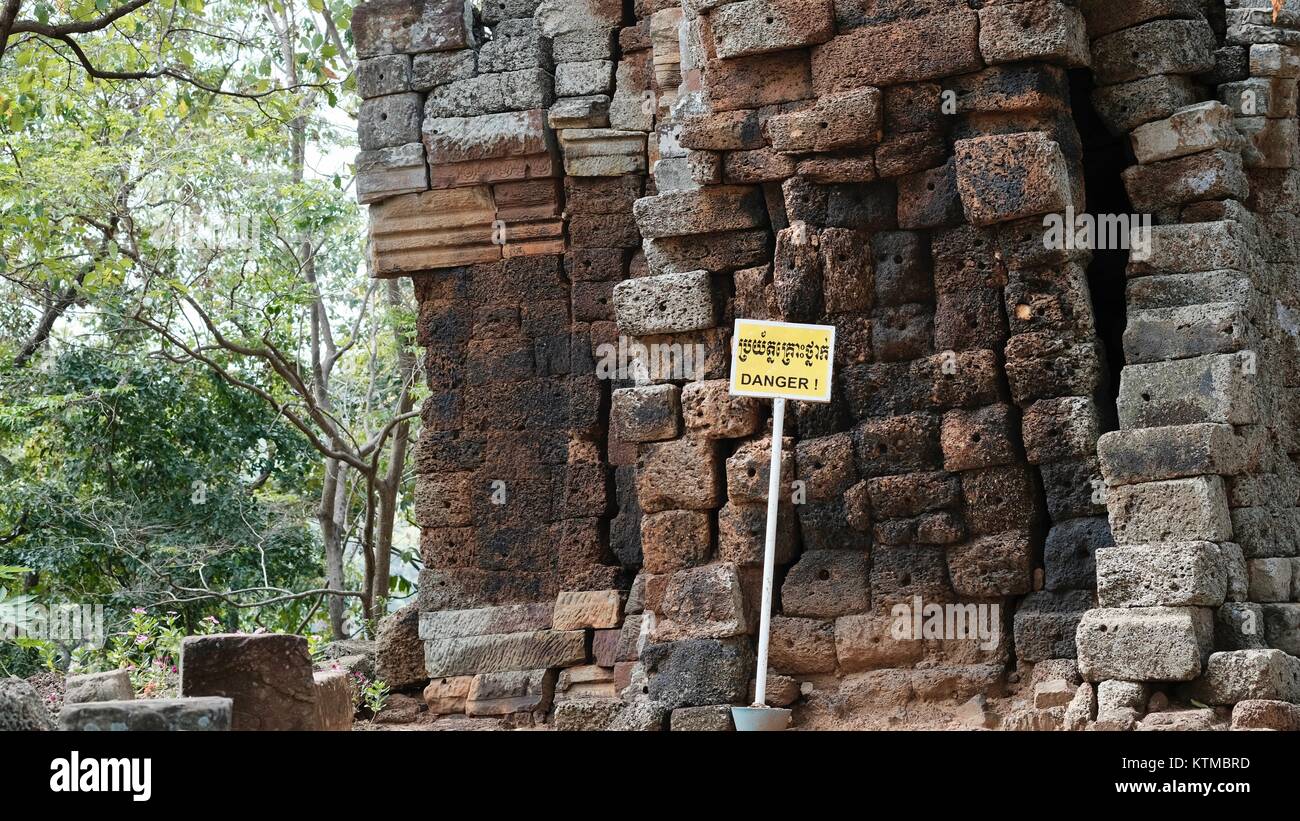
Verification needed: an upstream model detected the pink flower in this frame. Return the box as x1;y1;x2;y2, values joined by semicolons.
131;607;146;615
135;634;148;645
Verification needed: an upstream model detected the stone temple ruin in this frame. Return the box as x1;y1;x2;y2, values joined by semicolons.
354;0;1300;730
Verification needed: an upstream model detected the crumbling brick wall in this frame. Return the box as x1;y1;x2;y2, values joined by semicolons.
356;0;1300;730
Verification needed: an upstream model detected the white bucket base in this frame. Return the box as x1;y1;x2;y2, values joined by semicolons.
731;706;792;731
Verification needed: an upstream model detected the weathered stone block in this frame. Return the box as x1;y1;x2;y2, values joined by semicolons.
1107;476;1232;545
1044;517;1111;592
1122;150;1248;213
1090;19;1215;85
1130;102;1240;165
709;0;835;59
613;271;715;335
978;0;1089;68
423;675;472;713
1096;542;1229;608
356;143;428;204
810;10;982;93
353;0;475;58
640;509;712;574
180;634;317;730
717;501;796;566
1014;590;1094;662
611;384;681;443
424;630;587;677
1117;353;1259;429
1022;396;1099;465
939;404;1018;472
64;670;133;705
768;616;836;674
358;93;423;151
1076;606;1214;682
670;704;735;731
834;612;924;672
954;131;1072;226
782;550;870;619
634;186;767;238
640;638;753;708
1098;423;1245;486
681;379;761;439
553;590;622;630
637;436;724;512
765;87;882;154
1247;558;1293;602
1091;74;1204;136
1182;649;1300;704
947;531;1034;597
58;697;232;732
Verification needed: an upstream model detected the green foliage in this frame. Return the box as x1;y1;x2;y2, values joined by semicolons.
0;0;422;660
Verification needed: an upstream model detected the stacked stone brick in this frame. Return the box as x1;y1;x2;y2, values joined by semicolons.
357;0;1300;730
1070;0;1300;727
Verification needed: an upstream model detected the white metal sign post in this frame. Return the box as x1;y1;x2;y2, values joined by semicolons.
728;319;835;730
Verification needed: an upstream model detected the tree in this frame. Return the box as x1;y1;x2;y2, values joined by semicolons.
0;0;423;642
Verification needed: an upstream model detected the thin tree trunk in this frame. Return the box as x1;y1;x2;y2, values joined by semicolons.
371;279;417;614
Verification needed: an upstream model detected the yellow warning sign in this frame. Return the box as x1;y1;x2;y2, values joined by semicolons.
729;318;836;403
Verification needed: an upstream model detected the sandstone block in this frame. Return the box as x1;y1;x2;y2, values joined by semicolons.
1182;649;1300;704
1091;74;1203;136
1076;606;1214;682
424;630;588;677
58;697;232;732
358;93;423;151
466;668;556;716
613;270;715;335
356;143;428;204
1107;476;1232;545
978;0;1089;68
633;185;767;238
1096;542;1229;608
1130;102;1240;164
553;590;622;630
1117;353;1259;429
64;670;133;705
709;0;835;59
180;634;318;730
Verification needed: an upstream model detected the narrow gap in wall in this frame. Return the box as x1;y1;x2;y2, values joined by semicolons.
1068;67;1128;431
